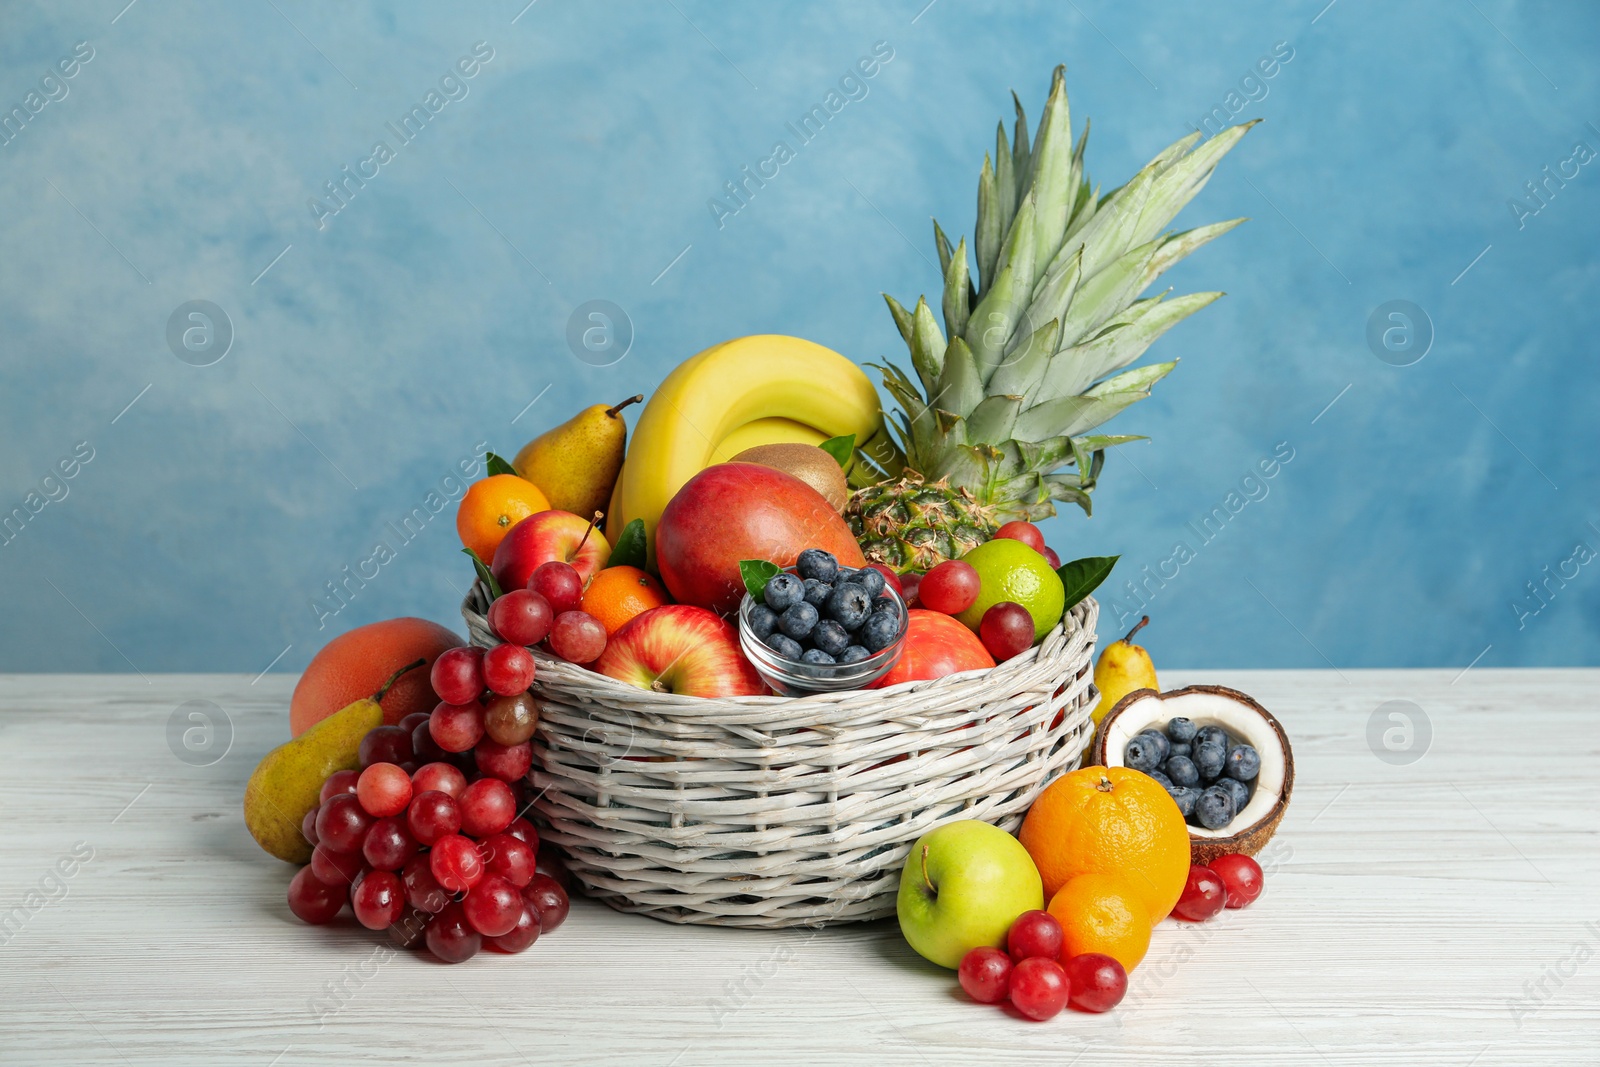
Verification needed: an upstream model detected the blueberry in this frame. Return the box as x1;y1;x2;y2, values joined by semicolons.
1168;785;1201;818
1195;786;1236;830
1166;717;1198;744
838;645;871;664
812;619;850;656
796;549;839;583
802;578;833;608
763;573;804;611
825;583;872;630
860;611;900;652
1195;725;1229;751
1194;741;1226;781
1214;776;1250;812
1168;741;1192;760
833;567;858;585
1133;730;1170;765
1163;755;1199;787
765;632;803;660
1124;735;1163;773
747;604;777;640
1147;769;1174;791
778;602;820;640
855;567;886;597
872;594;897;616
1225;744;1261;782
800;648;836;666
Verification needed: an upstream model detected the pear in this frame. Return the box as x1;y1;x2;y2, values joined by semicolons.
243;660;422;863
1092;615;1158;727
514;394;643;519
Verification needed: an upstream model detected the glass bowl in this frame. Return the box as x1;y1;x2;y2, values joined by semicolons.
738;581;908;695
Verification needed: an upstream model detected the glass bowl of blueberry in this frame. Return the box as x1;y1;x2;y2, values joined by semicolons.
739;548;908;695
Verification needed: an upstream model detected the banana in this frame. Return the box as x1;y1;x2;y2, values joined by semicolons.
610;335;885;555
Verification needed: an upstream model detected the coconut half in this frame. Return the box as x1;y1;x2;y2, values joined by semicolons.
1090;685;1293;866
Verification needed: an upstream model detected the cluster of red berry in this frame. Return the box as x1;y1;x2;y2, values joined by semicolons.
1171;853;1264;921
486;559;607;664
958;912;1128;1021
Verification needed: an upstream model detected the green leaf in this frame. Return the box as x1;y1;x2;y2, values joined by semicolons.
485;452;516;477
739;559;782;599
606;518;647;568
818;434;856;468
1057;555;1118;607
462;548;503;600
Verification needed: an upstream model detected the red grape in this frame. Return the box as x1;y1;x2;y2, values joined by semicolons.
429;701;485;753
863;563;903;596
459;778;516;837
957;946;1012;1004
506;817;540;851
405;790;461;846
424;901;482;964
481;833;536;888
546;610;606;664
899;571;922;608
398;711;430;734
412;761;467;799
522;873;569;933
411;718;448;763
1064;953;1127;1013
462;874;522;937
430;646;484;705
287;866;346;925
483;692;539;746
488;589;554;647
387;907;431;950
994;521;1046;554
402;855;451;913
1174;864;1228;921
482;642;537;696
979;602;1034;661
474;738;533;783
300;806;320;848
358;725;413;769
1208;853;1264;909
1009;957;1070;1021
352;869;405;930
315;793;374;854
529;561;583;615
356;763;413;818
310;843;366;888
1007;909;1064;962
319;769;359;804
1042;546;1061;569
430;834;485;893
361;816;417;871
918;560;980;615
485;900;541;953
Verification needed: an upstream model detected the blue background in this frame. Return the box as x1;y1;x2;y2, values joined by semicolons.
2;0;1595;674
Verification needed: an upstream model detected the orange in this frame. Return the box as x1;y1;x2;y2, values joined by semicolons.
1048;872;1152;972
456;474;551;563
581;565;670;635
1018;765;1190;922
289;617;462;737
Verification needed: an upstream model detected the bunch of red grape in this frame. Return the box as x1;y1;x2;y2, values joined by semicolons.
285;644;570;963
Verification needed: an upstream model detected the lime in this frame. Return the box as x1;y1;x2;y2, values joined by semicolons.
955;538;1065;641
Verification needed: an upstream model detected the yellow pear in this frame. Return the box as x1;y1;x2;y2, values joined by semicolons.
243;660;422;863
1092;616;1158;726
514;395;643;519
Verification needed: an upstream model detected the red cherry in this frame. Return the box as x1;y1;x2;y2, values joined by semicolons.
918;560;980;615
1006;909;1064;962
487;589;554;647
1174;864;1229;921
979;602;1034;660
1208;853;1265;909
430;646;484;705
1064;953;1127;1013
529;561;584;615
994;521;1046;554
1009;957;1070;1021
957;946;1012;1004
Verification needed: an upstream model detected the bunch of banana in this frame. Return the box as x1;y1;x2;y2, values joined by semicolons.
607;335;898;558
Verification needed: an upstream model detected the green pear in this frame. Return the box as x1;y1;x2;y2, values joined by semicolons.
514;394;643;520
1092;616;1158;727
243;659;422;863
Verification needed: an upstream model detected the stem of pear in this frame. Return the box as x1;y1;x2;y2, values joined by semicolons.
1122;615;1150;644
606;394;644;418
920;844;935;896
373;658;426;703
575;511;603;556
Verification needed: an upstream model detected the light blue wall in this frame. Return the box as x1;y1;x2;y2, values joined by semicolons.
2;1;1595;673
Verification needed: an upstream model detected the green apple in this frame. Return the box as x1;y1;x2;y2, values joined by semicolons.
896;820;1044;969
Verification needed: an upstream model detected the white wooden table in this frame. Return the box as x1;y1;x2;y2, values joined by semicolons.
1;670;1595;1065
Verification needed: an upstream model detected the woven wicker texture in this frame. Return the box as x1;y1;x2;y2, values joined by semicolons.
463;584;1099;928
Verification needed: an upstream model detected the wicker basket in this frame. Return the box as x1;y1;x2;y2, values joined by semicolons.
462;583;1099;928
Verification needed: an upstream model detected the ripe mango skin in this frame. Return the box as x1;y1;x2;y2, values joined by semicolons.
243;697;382;863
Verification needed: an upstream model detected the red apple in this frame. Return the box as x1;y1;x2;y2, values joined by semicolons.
491;510;610;593
655;463;865;614
594;605;767;697
871;609;995;688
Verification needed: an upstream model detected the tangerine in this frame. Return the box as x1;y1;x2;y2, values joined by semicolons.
580;566;669;635
456;474;551;563
289;617;461;737
1047;872;1152;973
1018;765;1190;922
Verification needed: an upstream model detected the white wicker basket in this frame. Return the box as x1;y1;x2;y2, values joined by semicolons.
462;584;1099;928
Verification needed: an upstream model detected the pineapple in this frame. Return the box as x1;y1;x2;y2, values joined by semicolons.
847;65;1255;572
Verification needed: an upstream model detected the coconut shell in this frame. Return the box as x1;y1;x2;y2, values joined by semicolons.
1089;684;1294;866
